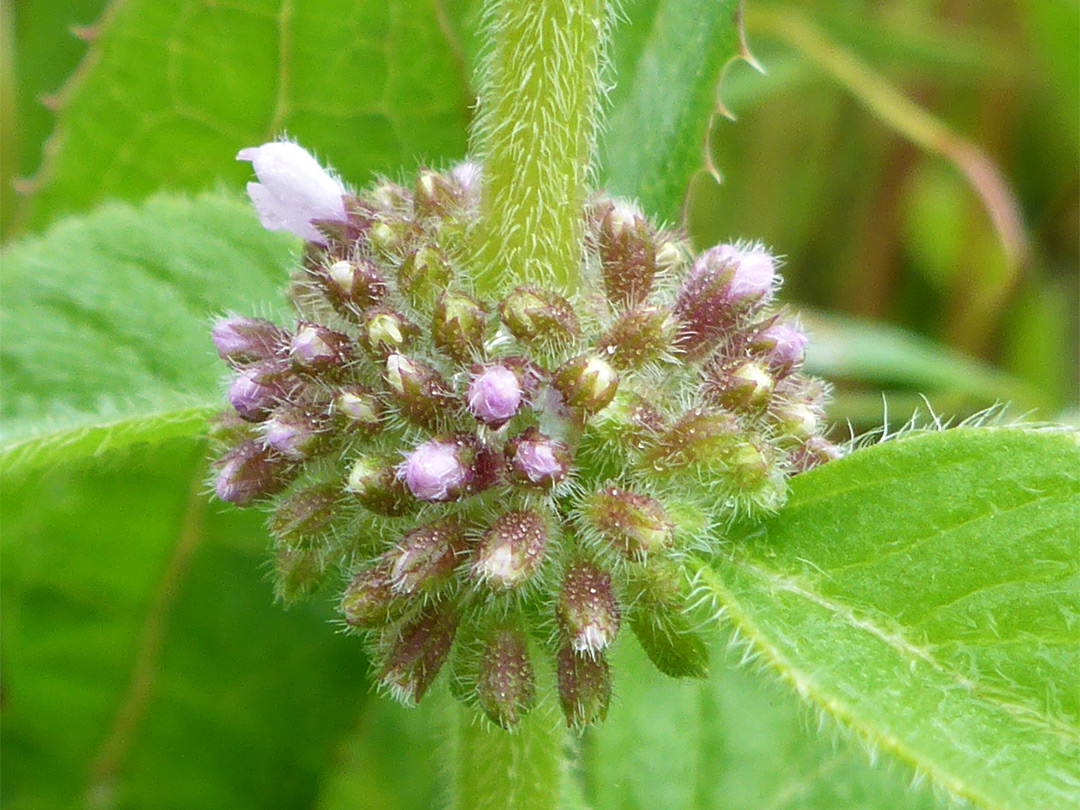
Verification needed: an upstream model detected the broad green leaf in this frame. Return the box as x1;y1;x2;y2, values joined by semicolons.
691;427;1080;809
18;0;469;231
584;640;942;810
601;0;741;222
0;193;294;472
0;442;370;809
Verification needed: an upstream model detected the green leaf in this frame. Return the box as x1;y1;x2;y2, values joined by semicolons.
691;427;1080;809
0;442;370;809
18;0;469;231
601;0;741;222
584;640;943;810
0;193;295;472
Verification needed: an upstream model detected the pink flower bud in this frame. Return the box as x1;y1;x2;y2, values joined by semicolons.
728;248;776;302
467;365;524;427
450;161;482;205
211;316;287;365
400;437;471;502
214;440;291;505
289;322;353;373
263;406;327;460
753;321;808;377
227;360;291;422
505;428;571;487
237;142;348;244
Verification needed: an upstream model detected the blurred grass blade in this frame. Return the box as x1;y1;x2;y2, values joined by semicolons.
691;427;1080;809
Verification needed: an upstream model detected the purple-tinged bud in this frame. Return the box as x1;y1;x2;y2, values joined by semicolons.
450;161;481;206
331;385;382;432
358;307;417;357
728;247;776;302
387;516;468;594
263;406;328;460
553;354;619;414
237;142;347;244
557;560;621;654
400;436;473;502
473;509;549;589
214;440;292;506
498;285;579;345
703;360;775;413
341;563;399;628
273;544;326;603
752;321;808;377
583;487;674;558
477;626;536;729
347;454;414;516
207;409;258;445
228;359;292;422
290;322;353;374
211;316;287;365
314;258;387;314
789;436;842;473
310;195;375;249
505;428;571;487
414;169;460;218
384;354;457;430
269;483;338;544
378;600;459;704
432;292;487;362
467;365;524;427
399;246;452;307
642;409;741;472
556;646;611;727
596;200;657;308
596;306;676;370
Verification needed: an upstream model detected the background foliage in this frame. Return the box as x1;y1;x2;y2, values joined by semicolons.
1;0;1077;808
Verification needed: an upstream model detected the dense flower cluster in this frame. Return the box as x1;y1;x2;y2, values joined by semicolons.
210;142;840;728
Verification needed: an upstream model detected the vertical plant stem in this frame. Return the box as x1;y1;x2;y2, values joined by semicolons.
471;0;608;294
450;701;568;810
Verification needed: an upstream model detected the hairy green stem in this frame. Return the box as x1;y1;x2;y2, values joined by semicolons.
450;701;568;810
471;0;608;294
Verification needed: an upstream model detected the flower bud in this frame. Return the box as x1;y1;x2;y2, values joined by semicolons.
263;405;328;460
505;428;571;487
211;316;287;365
596;306;676;369
413;169;460;218
752;320;808;377
269;483;338;544
582;487;673;558
228;359;292;422
473;509;549;589
467;365;524;427
347;454;414;516
387;516;468;594
654;238;687;274
477;626;536;729
207;409;258;445
290;322;353;374
553;354;619;414
378;600;459;704
384;354;456;430
498;285;579;345
331;385;382;432
399;246;452;307
642;409;740;472
214;440;292;505
359;307;417;357
703;360;775;412
370;180;412;212
556;646;611;727
237;141;347;244
273;544;326;603
432;292;487;362
367;217;422;258
450;161;481;206
557;559;620;654
596;200;657;308
789;436;842;473
314;258;387;314
341;563;399;628
399;436;473;502
625;563;708;678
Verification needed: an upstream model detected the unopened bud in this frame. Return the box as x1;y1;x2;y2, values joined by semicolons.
315;258;387;314
473;509;549;589
596;306;676;369
269;483;338;544
387;516;468;593
341;563;399;628
505;428;571;487
346;453;413;515
643;409;741;472
432;292;487;362
789;435;842;473
359;307;417;357
704;360;775;412
228;359;292;422
625;562;709;678
450;161;481;206
212;315;287;365
467;365;524;427
214;440;292;505
399;436;473;502
553;354;619;414
414;169;460;218
384;354;457;429
557;559;620;654
367;217;421;258
556;646;611;727
654;238;687;274
399;246;452;307
583;487;673;558
332;385;382;432
752;320;808;377
370;180;412;212
378;601;459;704
263;405;328;460
498;285;579;345
273;544;326;603
597;200;657;308
290;322;353;373
207;409;258;445
477;626;536;729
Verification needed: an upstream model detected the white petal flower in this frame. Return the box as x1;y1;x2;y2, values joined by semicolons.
236;142;347;243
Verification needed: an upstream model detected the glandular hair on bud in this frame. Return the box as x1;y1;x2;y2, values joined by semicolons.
432;292;487;362
582;487;674;558
360;308;417;357
398;246;452;307
703;360;775;413
498;285;579;345
273;545;326;604
596;306;676;370
332;385;382;431
557;559;621;654
263;405;328;460
473;509;549;589
316;257;386;314
212;315;288;366
269;483;338;544
290;322;353;374
347;454;413;516
214;440;292;506
596;200;657;308
505;428;571;488
476;626;536;729
378;600;459;705
556;646;611;727
388;516;468;594
341;564;399;628
642;409;740;472
553;354;619;414
383;353;456;430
